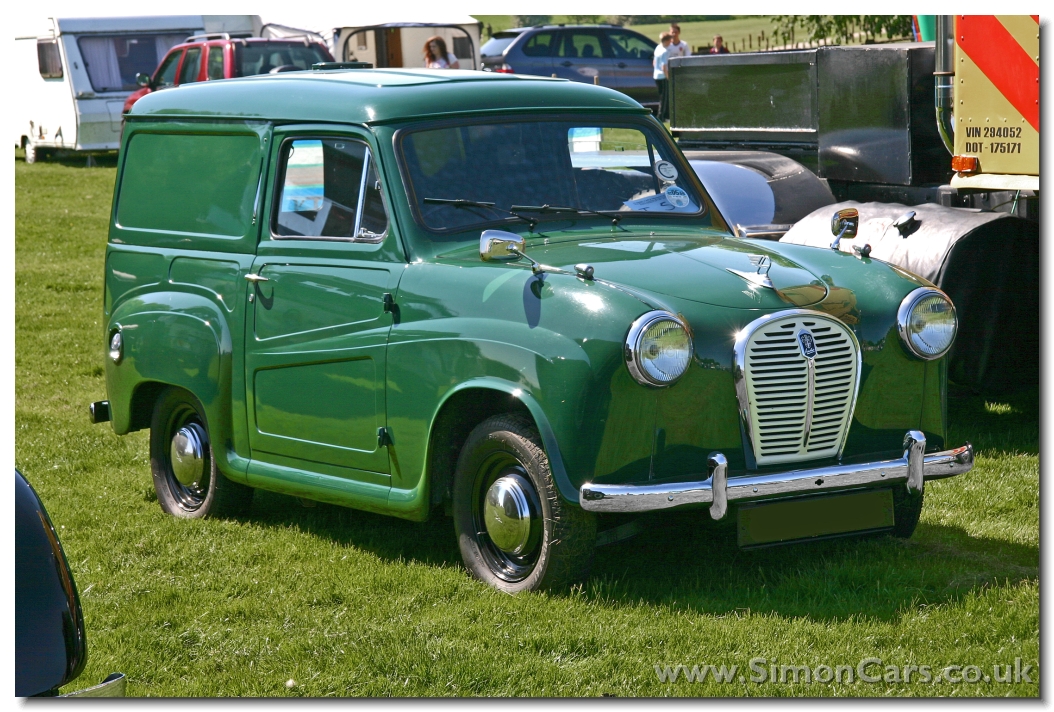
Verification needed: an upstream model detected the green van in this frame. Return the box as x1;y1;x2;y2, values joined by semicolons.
92;67;972;592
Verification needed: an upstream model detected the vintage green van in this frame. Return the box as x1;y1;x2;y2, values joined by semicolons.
92;66;972;592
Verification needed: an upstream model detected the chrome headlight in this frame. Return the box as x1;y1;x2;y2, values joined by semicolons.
897;287;957;360
625;311;693;386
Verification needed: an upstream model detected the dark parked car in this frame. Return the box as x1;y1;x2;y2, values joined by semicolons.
686;151;838;240
15;470;125;697
123;34;335;114
481;25;658;107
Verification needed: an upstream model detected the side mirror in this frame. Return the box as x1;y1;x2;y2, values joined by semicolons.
480;230;525;262
135;73;151;88
829;207;859;250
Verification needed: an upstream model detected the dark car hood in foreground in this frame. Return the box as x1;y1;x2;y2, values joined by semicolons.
450;230;831;310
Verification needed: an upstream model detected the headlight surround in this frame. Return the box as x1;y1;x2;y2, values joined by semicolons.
625;311;694;386
897;287;957;360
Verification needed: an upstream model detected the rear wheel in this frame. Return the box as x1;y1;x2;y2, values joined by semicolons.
891;486;924;538
452;414;596;593
149;388;253;519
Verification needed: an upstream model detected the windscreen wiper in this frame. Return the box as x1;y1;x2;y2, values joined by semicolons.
511;204;628;230
423;198;539;231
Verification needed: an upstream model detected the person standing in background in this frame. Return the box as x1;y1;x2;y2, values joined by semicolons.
423;36;460;69
667;23;691;60
710;35;730;54
653;31;673;122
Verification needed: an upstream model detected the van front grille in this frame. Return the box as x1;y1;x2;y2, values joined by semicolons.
736;312;860;467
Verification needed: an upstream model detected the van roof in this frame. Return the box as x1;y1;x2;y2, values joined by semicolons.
126;69;647;124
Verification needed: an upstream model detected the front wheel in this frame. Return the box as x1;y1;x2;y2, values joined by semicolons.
452;414;596;593
149;387;253;519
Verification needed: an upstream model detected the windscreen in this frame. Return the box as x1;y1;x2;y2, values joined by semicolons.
400;119;706;233
234;43;331;76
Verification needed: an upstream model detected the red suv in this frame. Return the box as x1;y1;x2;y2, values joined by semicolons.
123;34;335;113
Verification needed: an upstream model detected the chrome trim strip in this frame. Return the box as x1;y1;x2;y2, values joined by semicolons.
708;453;728;521
904;430;925;493
60;673;127;698
804;357;815;446
579;435;973;515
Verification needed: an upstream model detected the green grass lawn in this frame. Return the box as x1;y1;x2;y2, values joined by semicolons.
15;153;1038;697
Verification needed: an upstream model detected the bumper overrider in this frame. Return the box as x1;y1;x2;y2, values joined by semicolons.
579;431;973;518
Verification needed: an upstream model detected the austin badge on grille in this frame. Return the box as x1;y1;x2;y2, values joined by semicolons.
797;329;817;359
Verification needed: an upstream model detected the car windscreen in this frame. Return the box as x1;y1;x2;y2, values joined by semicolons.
481;33;520;57
399;119;707;233
234;43;331;76
77;33;188;92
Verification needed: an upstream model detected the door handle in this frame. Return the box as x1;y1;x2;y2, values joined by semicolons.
244;273;269;283
617;62;626;68
560;61;573;67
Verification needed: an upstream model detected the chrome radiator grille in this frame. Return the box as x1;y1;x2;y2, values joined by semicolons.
735;312;861;467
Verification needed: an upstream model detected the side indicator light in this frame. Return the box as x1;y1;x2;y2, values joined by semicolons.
951;155;979;174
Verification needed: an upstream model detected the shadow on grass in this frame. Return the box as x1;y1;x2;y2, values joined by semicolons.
947;385;1038;457
235;388;1036;622
241;486;1035;624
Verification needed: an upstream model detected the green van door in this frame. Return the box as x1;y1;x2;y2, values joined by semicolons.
244;129;401;480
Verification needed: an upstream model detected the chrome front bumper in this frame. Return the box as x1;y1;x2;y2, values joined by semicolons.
579;431;973;519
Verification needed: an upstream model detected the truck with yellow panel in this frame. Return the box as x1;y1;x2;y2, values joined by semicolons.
943;15;1039;191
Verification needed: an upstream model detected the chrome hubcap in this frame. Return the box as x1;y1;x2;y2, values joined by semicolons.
483;474;538;555
170;424;207;488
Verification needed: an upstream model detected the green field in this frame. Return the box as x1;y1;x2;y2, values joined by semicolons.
15;153;1038;697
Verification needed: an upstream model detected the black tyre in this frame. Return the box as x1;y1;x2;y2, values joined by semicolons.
891;486;924;538
452;414;596;593
149;387;253;519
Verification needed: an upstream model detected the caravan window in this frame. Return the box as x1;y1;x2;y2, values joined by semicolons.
37;40;63;79
77;33;187;92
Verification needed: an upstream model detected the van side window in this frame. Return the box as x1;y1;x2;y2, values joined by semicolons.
117;132;261;238
274;139;387;241
358;160;389;239
37;40;63;79
179;47;202;84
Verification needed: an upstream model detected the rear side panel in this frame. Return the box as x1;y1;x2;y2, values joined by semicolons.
105;119;272;480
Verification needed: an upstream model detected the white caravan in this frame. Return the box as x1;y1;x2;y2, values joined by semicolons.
259;13;482;70
15;15;255;161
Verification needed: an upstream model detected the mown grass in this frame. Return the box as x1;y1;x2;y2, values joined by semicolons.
15;153;1038;697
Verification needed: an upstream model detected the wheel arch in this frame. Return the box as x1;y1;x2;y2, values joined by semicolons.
425;378;581;510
